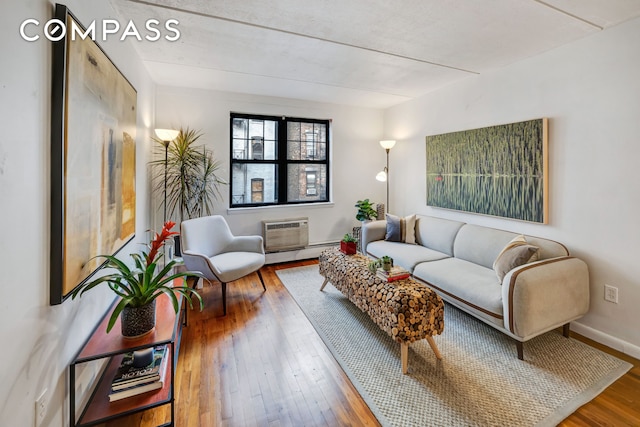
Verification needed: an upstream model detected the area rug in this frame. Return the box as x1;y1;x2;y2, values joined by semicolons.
276;265;632;427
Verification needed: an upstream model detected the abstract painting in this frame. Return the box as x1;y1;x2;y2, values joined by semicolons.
50;5;137;304
426;119;548;223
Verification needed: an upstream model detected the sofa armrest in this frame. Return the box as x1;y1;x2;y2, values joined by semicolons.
502;257;590;339
361;221;387;254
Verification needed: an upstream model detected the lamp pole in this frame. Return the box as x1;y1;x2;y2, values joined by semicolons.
155;128;179;225
378;140;395;214
163;140;169;224
385;148;390;212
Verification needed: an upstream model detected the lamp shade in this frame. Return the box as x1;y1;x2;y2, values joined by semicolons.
380;140;396;150
154;128;179;141
376;170;387;182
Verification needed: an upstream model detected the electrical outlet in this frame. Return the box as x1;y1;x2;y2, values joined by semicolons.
604;284;618;304
35;388;47;427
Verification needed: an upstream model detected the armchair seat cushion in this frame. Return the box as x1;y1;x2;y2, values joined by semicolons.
211;252;265;283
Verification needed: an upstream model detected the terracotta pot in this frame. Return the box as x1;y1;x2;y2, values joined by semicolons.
121;299;156;338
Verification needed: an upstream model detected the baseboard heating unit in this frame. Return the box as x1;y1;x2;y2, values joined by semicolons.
262;218;309;252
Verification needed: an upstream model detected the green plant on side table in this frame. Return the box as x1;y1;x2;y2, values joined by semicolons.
368;255;394;273
71;221;205;338
340;233;358;255
381;255;394;271
355;198;378;222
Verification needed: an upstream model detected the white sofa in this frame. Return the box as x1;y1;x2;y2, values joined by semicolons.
361;215;590;359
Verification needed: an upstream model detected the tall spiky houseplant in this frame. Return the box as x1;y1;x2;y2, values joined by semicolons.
150;127;226;223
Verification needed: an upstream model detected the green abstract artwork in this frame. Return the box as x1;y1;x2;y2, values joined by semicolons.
426;118;548;223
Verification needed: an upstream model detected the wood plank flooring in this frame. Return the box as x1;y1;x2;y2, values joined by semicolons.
108;260;639;426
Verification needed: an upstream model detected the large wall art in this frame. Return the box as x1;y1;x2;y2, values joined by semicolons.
50;4;137;304
426;118;548;223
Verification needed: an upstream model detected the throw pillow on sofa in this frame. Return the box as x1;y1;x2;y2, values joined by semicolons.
385;213;416;244
493;235;539;281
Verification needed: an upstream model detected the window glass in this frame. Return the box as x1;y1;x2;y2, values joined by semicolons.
231;163;278;205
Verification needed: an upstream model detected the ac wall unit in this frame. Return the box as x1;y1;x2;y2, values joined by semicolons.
262;218;309;252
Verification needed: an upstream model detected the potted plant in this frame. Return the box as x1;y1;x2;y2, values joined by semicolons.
340;233;357;255
368;259;381;274
150;127;226;255
381;255;394;272
355;198;378;222
71;221;205;338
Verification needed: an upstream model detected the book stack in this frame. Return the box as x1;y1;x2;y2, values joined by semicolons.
376;266;411;282
109;345;169;402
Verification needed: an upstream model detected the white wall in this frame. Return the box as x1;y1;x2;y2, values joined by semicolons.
0;1;155;426
155;86;385;243
384;17;640;356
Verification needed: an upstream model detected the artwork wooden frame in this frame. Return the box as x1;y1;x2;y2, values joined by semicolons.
50;4;137;304
426;118;548;223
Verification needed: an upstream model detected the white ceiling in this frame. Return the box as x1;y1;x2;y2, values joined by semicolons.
110;0;640;108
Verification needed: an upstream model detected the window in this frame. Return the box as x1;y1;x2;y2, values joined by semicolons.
230;113;330;207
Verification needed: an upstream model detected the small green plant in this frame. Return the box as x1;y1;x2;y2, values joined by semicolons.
368;259;381;273
342;233;357;243
355;199;377;221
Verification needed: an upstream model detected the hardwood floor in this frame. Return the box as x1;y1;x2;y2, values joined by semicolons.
109;260;639;426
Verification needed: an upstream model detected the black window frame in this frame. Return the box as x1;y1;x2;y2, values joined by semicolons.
230;112;330;208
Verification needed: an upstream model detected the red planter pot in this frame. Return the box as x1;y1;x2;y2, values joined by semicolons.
340;241;357;255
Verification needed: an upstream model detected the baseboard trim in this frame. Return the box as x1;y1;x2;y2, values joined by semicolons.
571;321;640;360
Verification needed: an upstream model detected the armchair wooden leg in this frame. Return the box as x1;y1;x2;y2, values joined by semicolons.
563;323;570;338
221;282;227;316
257;269;266;291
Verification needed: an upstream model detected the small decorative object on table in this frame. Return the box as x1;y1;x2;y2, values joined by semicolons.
109;345;170;401
71;221;205;338
376;266;410;282
380;255;393;272
340;233;358;255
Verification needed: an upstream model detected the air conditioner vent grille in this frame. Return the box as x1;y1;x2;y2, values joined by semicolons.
262;218;309;252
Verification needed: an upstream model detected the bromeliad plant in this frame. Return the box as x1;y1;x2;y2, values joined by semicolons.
71;221;205;333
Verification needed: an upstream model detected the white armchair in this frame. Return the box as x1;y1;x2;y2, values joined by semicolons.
180;215;266;315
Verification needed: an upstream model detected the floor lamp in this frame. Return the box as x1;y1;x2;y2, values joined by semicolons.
154;128;180;224
376;140;396;214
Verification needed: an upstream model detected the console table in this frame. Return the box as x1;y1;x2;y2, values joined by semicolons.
69;289;185;427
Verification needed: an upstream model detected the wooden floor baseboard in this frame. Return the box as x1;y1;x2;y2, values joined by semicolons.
107;260;640;426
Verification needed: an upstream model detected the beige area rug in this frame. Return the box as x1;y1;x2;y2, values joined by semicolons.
276;265;632;427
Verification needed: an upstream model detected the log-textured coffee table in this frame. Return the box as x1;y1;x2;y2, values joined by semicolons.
319;247;444;374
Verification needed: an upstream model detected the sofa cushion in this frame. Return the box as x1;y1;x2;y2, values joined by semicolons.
413;258;503;324
453;225;523;269
493;244;539;282
385;213;416;244
367;240;449;272
414;216;465;256
492;235;539;280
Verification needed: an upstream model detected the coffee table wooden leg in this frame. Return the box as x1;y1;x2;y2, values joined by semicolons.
401;342;409;374
426;336;443;360
320;277;329;291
